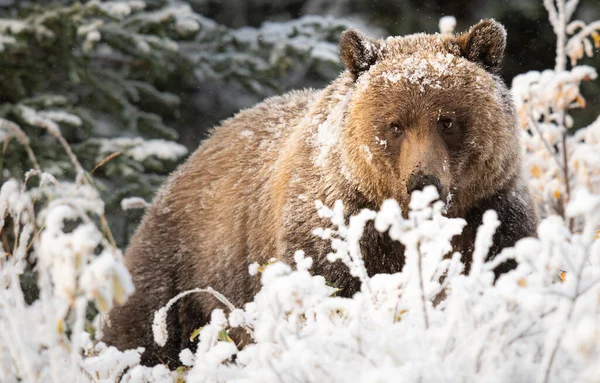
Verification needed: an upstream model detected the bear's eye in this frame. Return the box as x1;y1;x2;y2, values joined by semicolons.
390;123;402;135
438;118;457;133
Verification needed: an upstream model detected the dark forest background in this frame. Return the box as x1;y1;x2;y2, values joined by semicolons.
174;0;600;148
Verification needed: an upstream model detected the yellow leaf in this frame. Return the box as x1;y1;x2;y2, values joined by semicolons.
112;274;126;305
517;278;527;287
257;258;277;273
219;329;233;343
560;271;567;282
531;165;541;178
95;291;110;313
553;190;561;200
593;32;600;48
175;366;188;383
576;95;586;108
57;319;63;334
189;326;203;342
395;309;408;322
518;108;528;127
555;88;563;102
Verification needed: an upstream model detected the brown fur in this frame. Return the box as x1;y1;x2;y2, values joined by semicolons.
102;19;537;366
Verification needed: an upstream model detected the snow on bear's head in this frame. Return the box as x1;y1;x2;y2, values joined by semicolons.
339;19;520;216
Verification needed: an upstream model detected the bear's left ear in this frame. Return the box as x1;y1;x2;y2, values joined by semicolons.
340;29;379;79
456;19;506;73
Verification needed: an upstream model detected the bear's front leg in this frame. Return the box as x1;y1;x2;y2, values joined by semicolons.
457;184;537;278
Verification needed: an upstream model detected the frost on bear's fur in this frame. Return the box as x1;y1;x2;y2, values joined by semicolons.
102;19;537;366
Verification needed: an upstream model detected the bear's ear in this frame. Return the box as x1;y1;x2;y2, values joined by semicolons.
456;19;506;73
340;29;379;78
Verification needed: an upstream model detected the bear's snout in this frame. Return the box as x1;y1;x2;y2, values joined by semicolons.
406;172;442;196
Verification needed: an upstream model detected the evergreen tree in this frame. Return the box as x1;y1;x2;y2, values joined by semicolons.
0;0;349;245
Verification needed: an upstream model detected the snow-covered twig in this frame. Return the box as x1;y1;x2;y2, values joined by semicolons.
153;287;254;348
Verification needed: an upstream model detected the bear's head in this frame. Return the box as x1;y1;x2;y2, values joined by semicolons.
339;19;520;216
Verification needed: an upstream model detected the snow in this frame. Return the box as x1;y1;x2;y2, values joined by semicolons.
37;110;82;127
294;250;313;271
176;19;200;36
150;289;220;348
180;348;196;367
439;16;457;34
248;262;260;276
17;105;61;136
311;41;341;63
0;118;31;147
152;305;169;347
375;135;387;149
129;139;188;162
379;52;456;92
240;129;255;138
122;364;174;383
80;251;135;309
120;196;149;210
97;137;189;163
210;309;228;330
81;345;145;381
83;30;101;51
152;287;242;349
316;200;376;283
314;90;353;167
228;309;246;328
0;19;28;34
566;188;600;217
360;144;373;161
0;35;16;52
470;210;501;276
90;0;146;18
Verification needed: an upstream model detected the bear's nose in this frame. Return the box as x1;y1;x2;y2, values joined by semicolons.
406;172;442;196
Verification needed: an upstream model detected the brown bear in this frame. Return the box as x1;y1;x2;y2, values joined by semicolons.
102;19;537;366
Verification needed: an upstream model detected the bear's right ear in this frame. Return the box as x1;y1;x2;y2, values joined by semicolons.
340;29;379;79
456;19;506;73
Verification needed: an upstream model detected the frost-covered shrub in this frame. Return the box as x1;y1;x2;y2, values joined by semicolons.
512;0;600;224
153;186;600;383
0;152;136;381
